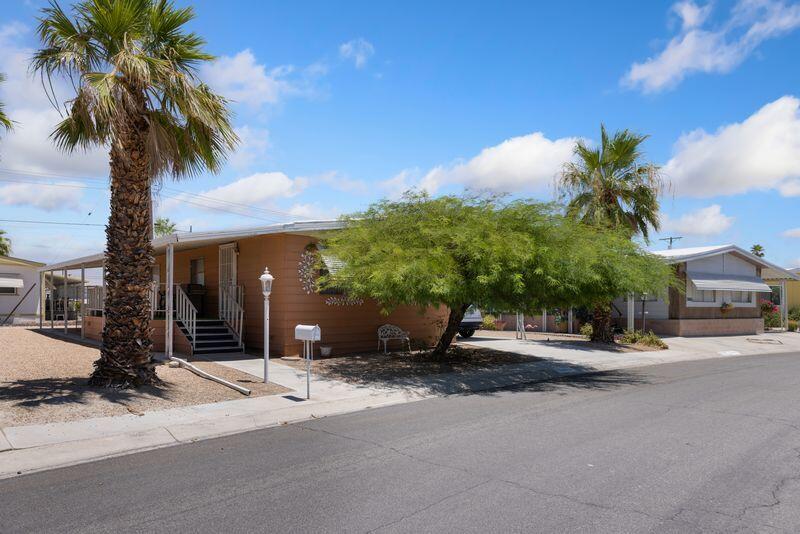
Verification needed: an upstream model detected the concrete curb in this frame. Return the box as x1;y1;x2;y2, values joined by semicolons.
3;338;799;479
0;394;421;480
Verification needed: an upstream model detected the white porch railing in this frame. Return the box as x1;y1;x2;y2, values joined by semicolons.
149;282;168;319
220;284;245;348
175;284;197;349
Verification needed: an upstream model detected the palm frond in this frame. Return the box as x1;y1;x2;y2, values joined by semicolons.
31;0;238;176
557;124;663;241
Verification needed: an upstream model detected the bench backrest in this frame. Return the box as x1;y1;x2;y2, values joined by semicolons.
377;324;407;339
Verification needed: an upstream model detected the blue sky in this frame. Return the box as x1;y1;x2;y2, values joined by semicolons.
2;0;800;266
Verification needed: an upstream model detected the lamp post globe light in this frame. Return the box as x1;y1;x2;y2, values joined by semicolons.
259;268;274;384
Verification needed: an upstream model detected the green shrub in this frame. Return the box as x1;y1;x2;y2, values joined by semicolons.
619;329;668;349
764;310;781;328
579;323;593;339
789;320;798;332
789;306;800;322
481;314;497;330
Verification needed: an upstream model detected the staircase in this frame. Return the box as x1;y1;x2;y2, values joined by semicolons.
177;318;243;355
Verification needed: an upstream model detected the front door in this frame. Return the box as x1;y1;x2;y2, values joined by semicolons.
219;243;237;312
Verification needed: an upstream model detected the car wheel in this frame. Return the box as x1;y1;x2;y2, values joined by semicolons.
458;328;475;338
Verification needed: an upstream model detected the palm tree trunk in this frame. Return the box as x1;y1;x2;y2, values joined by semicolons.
432;304;469;357
89;119;157;388
590;303;614;343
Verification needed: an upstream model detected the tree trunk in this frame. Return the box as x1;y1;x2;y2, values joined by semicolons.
590;303;614;343
432;304;470;357
89;112;156;388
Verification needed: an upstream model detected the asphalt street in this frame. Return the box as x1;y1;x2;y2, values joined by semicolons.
3;352;800;533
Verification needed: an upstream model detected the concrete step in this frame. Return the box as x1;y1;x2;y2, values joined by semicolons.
193;346;244;355
195;339;240;348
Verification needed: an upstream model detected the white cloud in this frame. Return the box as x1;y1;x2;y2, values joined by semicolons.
664;96;800;197
319;171;368;194
0;23;108;177
228;125;270;170
624;0;800;92
782;228;800;238
379;169;420;198
161;172;307;214
663;204;734;236
200;49;305;109
285;202;342;220
414;132;578;194
339;38;375;68
0;180;85;211
673;0;712;30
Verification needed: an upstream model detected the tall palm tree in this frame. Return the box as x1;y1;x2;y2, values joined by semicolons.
750;244;765;258
33;0;238;387
0;229;11;257
558;124;664;342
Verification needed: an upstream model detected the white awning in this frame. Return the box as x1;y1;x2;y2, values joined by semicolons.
688;272;772;293
0;276;23;289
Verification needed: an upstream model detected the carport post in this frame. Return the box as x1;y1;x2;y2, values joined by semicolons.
567;308;573;334
541;309;547;333
49;270;54;329
38;270;44;329
80;265;85;339
781;280;787;330
626;294;635;332
165;243;174;359
63;269;68;334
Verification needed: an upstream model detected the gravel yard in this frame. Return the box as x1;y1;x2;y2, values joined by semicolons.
0;327;288;427
280;344;546;386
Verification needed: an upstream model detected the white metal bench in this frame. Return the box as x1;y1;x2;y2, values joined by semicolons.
377;324;411;353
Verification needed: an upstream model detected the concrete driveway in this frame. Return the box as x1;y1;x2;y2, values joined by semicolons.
459;331;800;372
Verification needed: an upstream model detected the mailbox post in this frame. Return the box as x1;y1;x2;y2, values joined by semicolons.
295;324;321;399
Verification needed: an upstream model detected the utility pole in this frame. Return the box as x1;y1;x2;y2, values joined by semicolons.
659;236;683;249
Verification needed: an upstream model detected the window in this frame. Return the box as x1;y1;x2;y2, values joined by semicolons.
190;258;205;285
730;291;752;303
0;273;19;295
687;282;715;303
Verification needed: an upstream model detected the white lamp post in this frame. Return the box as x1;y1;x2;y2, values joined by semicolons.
259;267;274;384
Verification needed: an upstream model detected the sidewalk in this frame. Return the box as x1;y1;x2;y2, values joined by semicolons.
3;333;800;479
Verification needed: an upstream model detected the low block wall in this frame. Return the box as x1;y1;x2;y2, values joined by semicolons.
614;317;764;336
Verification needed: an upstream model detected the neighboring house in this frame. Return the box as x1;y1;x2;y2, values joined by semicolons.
39;220;447;357
763;267;800;316
0;255;45;324
613;245;799;336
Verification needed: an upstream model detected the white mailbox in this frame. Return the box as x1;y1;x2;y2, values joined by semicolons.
295;324;321;342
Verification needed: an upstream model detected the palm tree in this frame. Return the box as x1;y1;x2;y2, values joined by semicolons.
0;73;12;132
558;124;664;342
33;0;238;387
750;244;765;258
0;230;11;256
154;217;177;237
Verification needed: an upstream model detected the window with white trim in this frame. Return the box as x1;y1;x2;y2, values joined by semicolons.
687;282;715;303
0;272;19;295
730;291;752;303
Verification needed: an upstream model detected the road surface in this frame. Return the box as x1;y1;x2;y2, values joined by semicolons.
3;352;800;533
